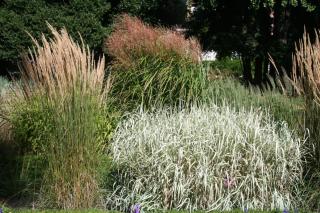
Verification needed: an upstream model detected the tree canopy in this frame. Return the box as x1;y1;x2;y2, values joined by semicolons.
188;0;320;84
0;0;189;75
110;0;188;26
0;0;111;74
1;0;319;83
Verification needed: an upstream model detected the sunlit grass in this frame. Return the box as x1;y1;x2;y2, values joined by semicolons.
0;24;112;209
105;15;206;110
107;103;304;211
292;29;320;210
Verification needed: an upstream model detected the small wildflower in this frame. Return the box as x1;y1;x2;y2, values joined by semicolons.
223;175;236;188
283;208;289;213
133;204;141;213
244;207;248;213
0;208;2;213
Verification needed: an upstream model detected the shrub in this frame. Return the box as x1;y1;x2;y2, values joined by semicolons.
292;29;320;210
106;104;304;211
0;0;111;66
0;24;112;209
105;15;206;109
205;57;242;80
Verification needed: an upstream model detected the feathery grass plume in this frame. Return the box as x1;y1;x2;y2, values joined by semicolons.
105;14;205;109
292;29;320;210
292;29;320;102
107;104;304;211
20;24;109;101
0;24;111;209
106;14;201;68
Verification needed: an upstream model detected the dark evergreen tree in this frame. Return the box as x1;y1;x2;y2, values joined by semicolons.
110;0;188;26
0;0;111;75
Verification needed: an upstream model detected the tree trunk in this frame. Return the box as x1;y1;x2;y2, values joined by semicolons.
254;56;263;85
263;58;269;83
242;57;253;83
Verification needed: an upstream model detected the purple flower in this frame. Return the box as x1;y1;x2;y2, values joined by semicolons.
0;208;2;213
283;208;289;213
133;204;141;213
244;207;248;213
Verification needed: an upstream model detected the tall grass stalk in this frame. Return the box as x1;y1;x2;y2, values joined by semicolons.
0;24;111;209
107;104;304;211
109;56;207;109
292;29;320;210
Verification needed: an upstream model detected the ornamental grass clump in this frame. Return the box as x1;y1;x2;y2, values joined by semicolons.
105;14;206;109
292;29;320;210
107;104;304;211
0;24;111;209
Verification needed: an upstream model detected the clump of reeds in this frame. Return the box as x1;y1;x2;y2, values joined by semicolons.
0;24;111;209
292;29;320;210
292;29;320;102
105;14;205;109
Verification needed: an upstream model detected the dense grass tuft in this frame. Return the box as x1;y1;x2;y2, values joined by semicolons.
107;104;304;211
204;78;304;132
292;29;320;210
0;24;112;209
105;15;206;109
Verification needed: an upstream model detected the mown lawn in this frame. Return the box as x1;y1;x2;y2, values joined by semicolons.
1;209;311;213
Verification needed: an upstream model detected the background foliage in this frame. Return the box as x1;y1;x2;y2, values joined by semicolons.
188;0;320;84
0;0;111;74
